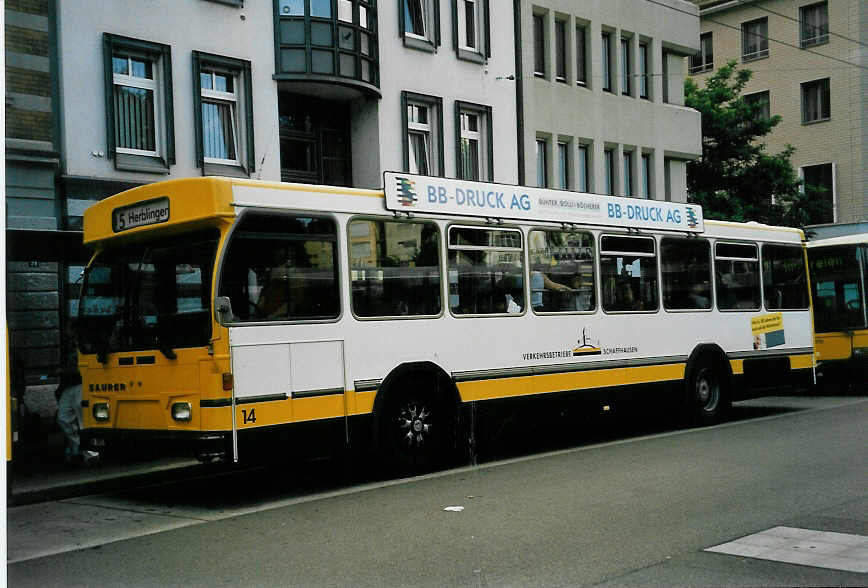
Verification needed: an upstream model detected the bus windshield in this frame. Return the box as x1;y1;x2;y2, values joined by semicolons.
809;245;868;332
78;228;220;359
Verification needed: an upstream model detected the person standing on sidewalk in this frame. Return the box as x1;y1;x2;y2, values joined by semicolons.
55;320;96;465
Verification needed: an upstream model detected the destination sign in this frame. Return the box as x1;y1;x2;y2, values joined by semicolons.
112;197;170;233
383;173;704;233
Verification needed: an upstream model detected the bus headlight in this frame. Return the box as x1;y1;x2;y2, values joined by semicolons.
93;402;110;422
171;402;192;422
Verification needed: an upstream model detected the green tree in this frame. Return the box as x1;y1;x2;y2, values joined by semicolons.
684;60;831;229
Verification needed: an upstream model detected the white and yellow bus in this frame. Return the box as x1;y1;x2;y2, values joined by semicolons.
78;175;814;467
807;234;868;391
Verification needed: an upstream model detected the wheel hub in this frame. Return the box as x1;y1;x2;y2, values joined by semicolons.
695;369;719;412
398;403;431;448
697;379;710;403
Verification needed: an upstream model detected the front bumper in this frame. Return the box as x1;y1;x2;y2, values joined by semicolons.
82;428;231;460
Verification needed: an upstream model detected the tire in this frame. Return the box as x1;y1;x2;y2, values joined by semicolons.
686;356;730;425
377;374;455;474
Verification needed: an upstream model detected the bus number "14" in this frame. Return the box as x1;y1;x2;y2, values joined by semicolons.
241;408;257;424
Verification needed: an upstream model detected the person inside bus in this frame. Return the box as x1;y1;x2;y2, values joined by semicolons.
531;271;571;310
495;272;525;313
564;274;593;311
257;274;289;319
615;277;642;311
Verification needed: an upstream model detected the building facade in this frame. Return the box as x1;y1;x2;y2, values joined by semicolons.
516;0;702;202
5;0;68;390
689;0;867;226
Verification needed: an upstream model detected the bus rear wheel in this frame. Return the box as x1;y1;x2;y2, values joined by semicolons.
686;357;729;425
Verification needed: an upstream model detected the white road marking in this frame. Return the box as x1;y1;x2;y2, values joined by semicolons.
706;526;868;573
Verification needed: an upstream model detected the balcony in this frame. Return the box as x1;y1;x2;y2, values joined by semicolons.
275;0;380;98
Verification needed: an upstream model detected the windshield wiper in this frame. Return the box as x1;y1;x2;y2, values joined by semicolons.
96;314;119;365
157;341;177;360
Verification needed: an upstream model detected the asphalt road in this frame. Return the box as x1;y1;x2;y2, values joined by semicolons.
8;396;868;587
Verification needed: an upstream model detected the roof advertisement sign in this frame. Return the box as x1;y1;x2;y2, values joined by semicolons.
383;172;704;233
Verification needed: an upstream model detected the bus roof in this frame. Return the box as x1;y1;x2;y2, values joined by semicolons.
807;233;868;247
83;177;238;246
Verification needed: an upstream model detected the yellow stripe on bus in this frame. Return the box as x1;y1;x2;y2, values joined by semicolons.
789;354;815;370
201;394;351;430
189;355;815;432
457;363;686;402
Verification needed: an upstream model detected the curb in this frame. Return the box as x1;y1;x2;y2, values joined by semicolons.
9;462;204;507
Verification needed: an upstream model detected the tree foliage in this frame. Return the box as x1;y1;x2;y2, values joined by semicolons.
684;61;830;229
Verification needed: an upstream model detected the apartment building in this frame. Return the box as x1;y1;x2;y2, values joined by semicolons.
4;0;518;387
517;0;702;202
689;0;867;226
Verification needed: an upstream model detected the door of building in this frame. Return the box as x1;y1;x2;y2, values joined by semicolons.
279;93;351;187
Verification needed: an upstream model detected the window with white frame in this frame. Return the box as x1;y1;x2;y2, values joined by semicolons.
454;0;489;61
200;70;239;164
408;104;431;174
403;92;442;176
456;102;492;181
194;52;253;175
459;112;480;179
458;0;478;51
801;78;830;123
800;2;828;48
405;0;427;37
402;0;438;49
112;53;159;156
104;34;173;172
741;18;768;61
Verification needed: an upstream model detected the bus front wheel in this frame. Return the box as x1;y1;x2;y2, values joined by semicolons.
378;376;454;474
686;356;730;425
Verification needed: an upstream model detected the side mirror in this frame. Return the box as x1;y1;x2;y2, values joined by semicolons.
215;296;234;325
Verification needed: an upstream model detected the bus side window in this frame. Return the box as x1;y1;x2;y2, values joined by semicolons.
528;229;596;313
348;218;442;318
661;238;712;310
448;226;525;316
218;213;340;322
714;243;760;310
600;235;658;312
762;244;809;310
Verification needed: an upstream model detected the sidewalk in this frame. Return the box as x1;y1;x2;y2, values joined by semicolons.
8;431;201;506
